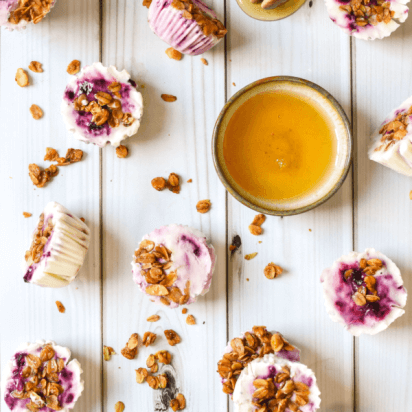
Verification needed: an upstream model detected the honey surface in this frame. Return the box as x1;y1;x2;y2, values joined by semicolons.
223;91;337;201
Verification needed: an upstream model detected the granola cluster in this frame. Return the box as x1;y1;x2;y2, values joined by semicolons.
24;213;53;266
339;0;396;28
8;0;54;25
217;327;295;396
375;104;412;152
249;213;266;236
136;351;171;388
251;367;311;412
73;82;135;130
171;0;227;39
120;333;139;360
345;258;382;306
134;239;191;307
10;345;67;412
151;173;180;193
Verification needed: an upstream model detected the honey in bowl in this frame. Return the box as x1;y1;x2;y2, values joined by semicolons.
223;91;337;201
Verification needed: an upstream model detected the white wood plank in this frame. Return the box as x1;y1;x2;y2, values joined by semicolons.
355;23;412;412
101;1;227;411
0;2;102;412
226;2;355;411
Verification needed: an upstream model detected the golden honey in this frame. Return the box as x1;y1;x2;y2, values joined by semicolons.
223;91;337;201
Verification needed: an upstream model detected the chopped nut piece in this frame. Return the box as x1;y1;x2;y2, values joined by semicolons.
196;199;211;213
103;346;116;361
166;48;183;61
245;252;258;260
156;350;172;364
55;301;65;313
143;332;157;347
114;401;125;412
121;333;139;359
30;104;43;120
23;212;32;218
161;94;177;102
164;329;181;346
67;60;81;75
29;61;43;73
200;58;208;66
248;225;262;236
135;368;149;384
182;308;188;314
16;68;29;87
116;145;129;158
151;177;167;191
147;315;160;322
186;315;196;325
264;263;283;279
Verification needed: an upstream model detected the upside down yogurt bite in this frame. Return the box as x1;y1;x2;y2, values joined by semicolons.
369;95;412;175
148;0;227;56
3;340;84;412
321;249;407;336
131;224;216;308
217;327;301;397
325;0;409;40
233;354;321;412
0;0;55;31
61;62;143;148
23;202;90;288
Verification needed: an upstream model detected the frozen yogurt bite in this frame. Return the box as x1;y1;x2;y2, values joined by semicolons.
325;0;409;40
217;326;300;397
23;202;90;288
131;224;216;308
233;354;321;412
321;249;407;336
369;95;412;175
148;0;227;55
2;340;84;412
61;62;143;147
0;0;55;31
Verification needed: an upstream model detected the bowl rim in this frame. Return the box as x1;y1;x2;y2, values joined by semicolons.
211;75;353;216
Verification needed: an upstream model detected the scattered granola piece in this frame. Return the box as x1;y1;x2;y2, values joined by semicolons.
409;190;412;200
30;104;43;120
147;314;160;322
196;199;211;213
151;177;167;191
135;368;149;383
23;212;32;218
252;213;266;226
166;47;183;61
164;329;181;346
44;147;59;161
55;301;65;313
229;235;242;254
29;61;43;73
248;225;262;236
156;350;172;364
158;373;169;389
103;346;116;361
200;58;208;66
121;333;139;359
28;163;52;188
186;315;196;325
15;68;29;87
245;252;258;261
264;263;283;279
147;375;160;390
114;401;125;412
187;179;192;183
143;0;152;7
143;332;157;347
161;94;177;102
64;148;84;164
170;393;186;411
67;60;81;75
233;82;236;86
182;308;188;314
116;145;129;158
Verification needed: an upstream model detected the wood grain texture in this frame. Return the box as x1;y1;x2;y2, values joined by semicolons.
0;2;102;412
354;20;412;412
226;1;355;411
101;1;227;411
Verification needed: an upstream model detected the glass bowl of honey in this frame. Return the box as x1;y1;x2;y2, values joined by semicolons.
212;76;352;216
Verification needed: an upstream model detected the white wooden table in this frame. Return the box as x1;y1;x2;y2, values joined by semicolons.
1;0;412;411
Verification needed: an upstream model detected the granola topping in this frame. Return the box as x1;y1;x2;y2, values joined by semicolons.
29;62;43;73
217;327;296;396
67;60;81;75
166;48;183;61
170;393;186;411
116;145;129;158
164;330;181;346
264;263;283;280
8;0;54;25
103;346;116;361
186;315;196;325
196;199;211;213
120;333;139;359
171;0;227;39
16;68;29;87
24;213;54;266
161;94;177;102
30;105;43;120
142;332;157;347
55;301;65;313
151;173;181;193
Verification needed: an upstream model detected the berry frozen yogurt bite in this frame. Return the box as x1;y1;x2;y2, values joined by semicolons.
217;326;300;397
2;340;84;412
325;0;409;40
148;0;227;55
0;0;55;31
369;95;412;175
321;249;407;336
23;202;90;288
233;354;321;412
61;62;143;148
131;224;216;308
